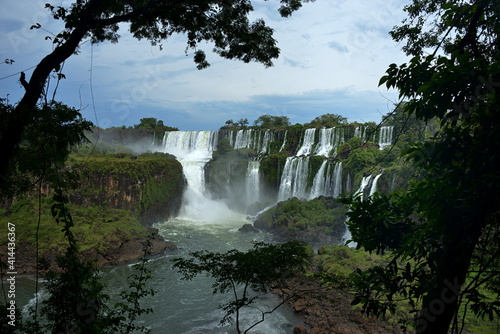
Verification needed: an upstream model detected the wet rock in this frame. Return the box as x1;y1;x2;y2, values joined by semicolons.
238;223;258;233
293;324;308;334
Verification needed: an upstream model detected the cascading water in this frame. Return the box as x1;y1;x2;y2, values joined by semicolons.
259;130;272;154
354;126;366;140
279;130;287;151
296;128;316;155
161;130;239;222
277;157;310;201
154;131;302;332
233;129;253;149
309;160;328;199
309;161;343;199
378;126;394;149
314;127;345;157
331;162;343;198
246;159;261;205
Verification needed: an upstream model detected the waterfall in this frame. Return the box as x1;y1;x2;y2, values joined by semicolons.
296;128;316;156
354;126;365;140
161;131;238;222
310;160;328;199
234;129;253;149
259;130;272;154
279;130;287;151
369;173;382;196
378;126;394;149
332;162;343;198
161;130;218;163
315;128;345;157
309;161;343;199
246;159;261;205
278;157;310;201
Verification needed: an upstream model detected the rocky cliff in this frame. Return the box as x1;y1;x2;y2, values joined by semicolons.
69;152;185;223
0;152;185;273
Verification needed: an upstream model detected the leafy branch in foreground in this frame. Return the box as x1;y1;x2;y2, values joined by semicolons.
110;236;157;334
172;240;312;334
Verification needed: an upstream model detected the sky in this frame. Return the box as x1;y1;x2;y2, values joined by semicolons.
0;0;410;131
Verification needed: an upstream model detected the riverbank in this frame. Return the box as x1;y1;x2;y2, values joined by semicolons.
0;226;176;274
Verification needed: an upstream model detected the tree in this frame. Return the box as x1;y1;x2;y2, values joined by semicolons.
0;99;92;193
342;1;500;333
253;114;291;128
304;113;348;128
0;0;311;187
134;117;157;129
172;241;312;334
237;118;249;127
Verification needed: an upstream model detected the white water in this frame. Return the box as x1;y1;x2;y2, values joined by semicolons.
378;126;394;149
296;128;316;156
309;161;343;200
279;130;287;152
246;159;261;205
277;157;310;201
161;131;238;223
314;128;345;157
309;160;328;199
155;131;303;332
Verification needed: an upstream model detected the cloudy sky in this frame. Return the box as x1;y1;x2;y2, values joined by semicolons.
0;0;410;131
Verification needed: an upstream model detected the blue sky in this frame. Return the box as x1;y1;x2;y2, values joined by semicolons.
0;0;410;131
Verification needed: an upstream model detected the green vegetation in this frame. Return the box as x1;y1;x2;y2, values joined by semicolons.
133;117;178;131
0;100;92;194
315;244;390;277
0;196;148;255
253;114;291;129
304;113;348;128
70;152;184;221
254;197;347;237
342;1;500;333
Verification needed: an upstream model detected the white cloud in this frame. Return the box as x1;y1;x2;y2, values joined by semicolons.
0;0;410;130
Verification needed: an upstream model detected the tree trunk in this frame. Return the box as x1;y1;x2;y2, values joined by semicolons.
416;215;485;334
0;27;87;187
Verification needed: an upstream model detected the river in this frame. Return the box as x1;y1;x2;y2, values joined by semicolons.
100;216;304;334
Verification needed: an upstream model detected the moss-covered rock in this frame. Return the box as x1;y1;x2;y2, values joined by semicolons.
259;151;289;194
0;197;176;273
253;196;348;246
69;152;184;223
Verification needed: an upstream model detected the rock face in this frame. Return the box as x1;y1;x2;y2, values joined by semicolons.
0;154;185;274
69;153;185;224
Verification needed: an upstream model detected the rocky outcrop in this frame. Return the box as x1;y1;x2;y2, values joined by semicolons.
69;153;185;224
0;228;175;274
283;278;403;334
253;196;347;247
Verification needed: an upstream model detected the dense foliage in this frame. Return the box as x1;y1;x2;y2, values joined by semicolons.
0;99;92;193
342;1;500;333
